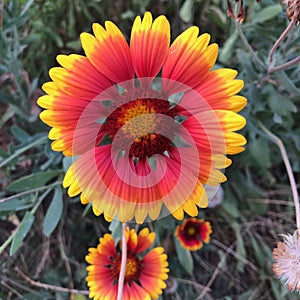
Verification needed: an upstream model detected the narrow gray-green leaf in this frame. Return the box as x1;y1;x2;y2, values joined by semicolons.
20;0;35;16
174;237;194;274
63;156;77;173
10;125;31;143
219;31;238;64
43;187;63;237
251;4;282;24
0;198;34;212
179;0;194;23
109;219;122;241
10;212;35;255
221;201;239;219
7;170;61;192
249;136;271;168
275;71;300;95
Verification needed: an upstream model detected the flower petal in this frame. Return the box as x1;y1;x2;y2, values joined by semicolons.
63;144;203;222
126;228;138;252
37;55;112;156
178;69;246;116
136;228;156;254
162;27;218;93
130;12;170;82
81;22;134;83
50;54;113;99
140;247;169;298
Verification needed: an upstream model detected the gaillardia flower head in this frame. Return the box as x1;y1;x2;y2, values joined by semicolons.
86;228;169;299
38;12;247;223
175;218;212;251
273;231;300;293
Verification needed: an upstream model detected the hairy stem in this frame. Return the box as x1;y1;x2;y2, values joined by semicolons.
268;18;296;64
117;222;127;300
259;122;300;234
268;55;300;73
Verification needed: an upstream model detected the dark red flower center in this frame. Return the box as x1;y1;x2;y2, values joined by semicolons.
110;253;141;284
183;222;202;241
103;88;176;160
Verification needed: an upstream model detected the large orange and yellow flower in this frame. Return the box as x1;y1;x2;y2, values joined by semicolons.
38;12;246;223
86;228;169;299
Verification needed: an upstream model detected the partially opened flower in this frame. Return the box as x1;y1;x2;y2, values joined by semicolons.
175;218;212;251
38;12;246;223
86;228;169;299
273;231;300;293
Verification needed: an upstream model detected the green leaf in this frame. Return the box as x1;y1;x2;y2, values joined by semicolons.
7;170;61;192
10;212;35;255
233;224;246;272
10;125;31;143
251;4;282;24
221;201;239;219
179;0;194;23
174;237;194;274
219;31;238;64
275;71;300;95
109;219;122;241
270;279;283;300
157;215;175;229
63;156;77;173
20;0;34;16
268;94;297;117
0;197;34;212
249;136;271;168
66;40;82;51
207;7;226;29
74;295;87;300
148;156;157;172
238;290;259;300
249;235;265;268
43;187;63;237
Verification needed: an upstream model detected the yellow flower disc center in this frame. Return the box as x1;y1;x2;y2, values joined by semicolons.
187;227;196;235
125;258;139;278
120;101;157;141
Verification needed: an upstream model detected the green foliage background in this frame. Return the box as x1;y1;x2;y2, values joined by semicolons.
0;0;300;299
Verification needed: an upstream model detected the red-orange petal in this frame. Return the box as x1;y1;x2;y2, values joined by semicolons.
136;228;156;254
50;54;112;99
63;144;203;223
130;12;170;83
162;27;218;93
81;22;134;83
